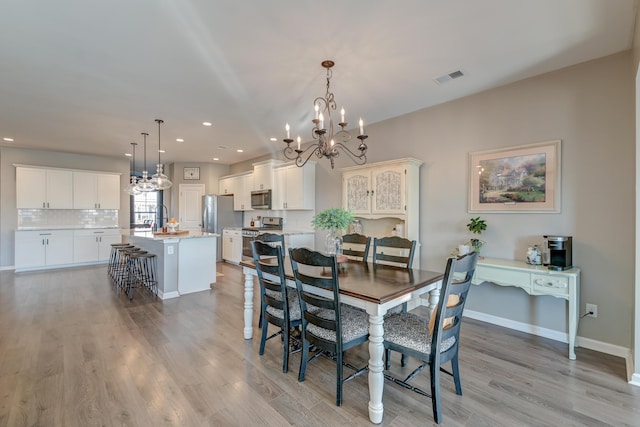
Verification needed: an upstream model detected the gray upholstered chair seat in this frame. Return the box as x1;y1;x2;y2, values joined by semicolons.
383;312;456;355
306;305;369;343
265;290;301;321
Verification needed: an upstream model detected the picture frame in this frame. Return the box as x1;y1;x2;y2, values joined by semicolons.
183;167;200;180
468;140;561;213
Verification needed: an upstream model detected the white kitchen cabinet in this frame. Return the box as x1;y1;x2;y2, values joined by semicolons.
73;172;121;209
73;229;121;264
15;230;74;271
233;173;254;211
219;176;236;195
252;159;282;191
16;167;73;209
272;162;316;210
222;229;242;264
218;173;253;211
341;158;423;265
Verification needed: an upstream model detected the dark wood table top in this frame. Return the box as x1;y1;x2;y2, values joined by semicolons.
240;258;443;305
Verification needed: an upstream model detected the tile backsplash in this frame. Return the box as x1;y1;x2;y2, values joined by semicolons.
18;209;119;229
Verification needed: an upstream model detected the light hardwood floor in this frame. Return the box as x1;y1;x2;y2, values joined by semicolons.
1;262;638;426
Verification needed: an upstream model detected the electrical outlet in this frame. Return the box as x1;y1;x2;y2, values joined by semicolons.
167;245;174;255
586;303;597;318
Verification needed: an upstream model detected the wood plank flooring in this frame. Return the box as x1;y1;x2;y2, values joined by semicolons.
0;262;638;426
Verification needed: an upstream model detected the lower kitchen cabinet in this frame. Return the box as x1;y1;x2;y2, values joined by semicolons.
73;229;122;264
222;229;242;264
15;230;74;271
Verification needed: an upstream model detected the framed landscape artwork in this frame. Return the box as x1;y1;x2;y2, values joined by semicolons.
468;140;561;213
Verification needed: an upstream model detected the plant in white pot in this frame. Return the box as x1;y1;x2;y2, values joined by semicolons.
311;207;354;255
466;216;487;254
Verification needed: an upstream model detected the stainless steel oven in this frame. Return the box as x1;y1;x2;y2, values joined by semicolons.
241;216;283;258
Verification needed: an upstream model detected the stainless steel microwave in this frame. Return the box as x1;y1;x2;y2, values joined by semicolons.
250;189;272;209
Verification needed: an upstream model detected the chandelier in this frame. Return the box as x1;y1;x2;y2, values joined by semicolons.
283;60;368;169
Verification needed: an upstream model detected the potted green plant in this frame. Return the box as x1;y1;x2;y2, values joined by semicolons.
466;216;487;253
312;207;354;255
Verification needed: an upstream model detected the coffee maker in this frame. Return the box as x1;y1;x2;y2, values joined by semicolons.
543;235;572;271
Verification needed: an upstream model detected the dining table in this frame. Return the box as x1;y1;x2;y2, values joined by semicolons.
240;257;444;424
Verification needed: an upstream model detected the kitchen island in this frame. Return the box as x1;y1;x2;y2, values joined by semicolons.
124;230;218;299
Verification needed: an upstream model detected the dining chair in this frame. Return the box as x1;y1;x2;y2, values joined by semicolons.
341;233;371;262
254;232;286;329
289;247;369;406
372;236;417;366
251;240;302;373
372;236;416;268
382;251;479;424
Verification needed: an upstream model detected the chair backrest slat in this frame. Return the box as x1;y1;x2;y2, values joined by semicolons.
372;236;416;268
342;233;371;261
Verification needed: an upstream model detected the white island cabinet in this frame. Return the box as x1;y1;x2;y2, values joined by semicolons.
124;231;219;299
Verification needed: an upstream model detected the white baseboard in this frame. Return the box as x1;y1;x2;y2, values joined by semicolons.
159;290;180;300
463;309;631;360
0;265;15;271
630;373;640;387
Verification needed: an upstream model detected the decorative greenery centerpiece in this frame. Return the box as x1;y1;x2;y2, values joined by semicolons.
312;207;354;255
466;216;487;253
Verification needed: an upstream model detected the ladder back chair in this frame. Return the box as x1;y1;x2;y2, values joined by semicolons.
254;232;286;329
251;240;302;373
341;233;371;262
382;252;479;424
289;247;369;406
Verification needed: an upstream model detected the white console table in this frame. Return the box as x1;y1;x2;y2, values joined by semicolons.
471;258;581;360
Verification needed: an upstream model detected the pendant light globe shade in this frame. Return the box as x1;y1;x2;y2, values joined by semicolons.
135;132;157;192
151;119;172;190
125;142;141;195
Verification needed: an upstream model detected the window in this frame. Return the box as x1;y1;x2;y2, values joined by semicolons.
130;191;165;229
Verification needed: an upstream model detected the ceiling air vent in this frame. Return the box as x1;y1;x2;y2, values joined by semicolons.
434;70;464;85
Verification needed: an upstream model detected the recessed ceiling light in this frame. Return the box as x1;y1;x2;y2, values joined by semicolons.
176;138;184;142
202;122;212;126
237;149;243;153
125;153;132;157
269;137;277;142
213;157;219;161
158;149;165;153
3;137;15;142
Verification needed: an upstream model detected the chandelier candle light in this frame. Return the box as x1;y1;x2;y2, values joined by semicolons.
283;60;368;169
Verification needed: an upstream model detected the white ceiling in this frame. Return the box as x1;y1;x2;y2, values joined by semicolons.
0;0;637;168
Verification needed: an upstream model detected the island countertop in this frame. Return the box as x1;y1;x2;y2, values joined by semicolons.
123;229;219;240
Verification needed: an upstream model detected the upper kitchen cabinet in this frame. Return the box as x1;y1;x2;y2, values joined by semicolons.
73;171;121;209
252;159;283;191
342;158;422;217
234;173;254;211
16;166;73;209
272;162;316;210
219;176;236;195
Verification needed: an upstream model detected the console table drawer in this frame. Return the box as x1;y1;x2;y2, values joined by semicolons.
531;274;569;296
474;265;531;290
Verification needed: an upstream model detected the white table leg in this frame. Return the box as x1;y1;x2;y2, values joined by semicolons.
568;281;578;360
428;285;441;317
367;312;384;424
243;268;255;340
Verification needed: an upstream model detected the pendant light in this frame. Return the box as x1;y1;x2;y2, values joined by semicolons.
136;132;156;192
150;119;172;190
124;142;141;195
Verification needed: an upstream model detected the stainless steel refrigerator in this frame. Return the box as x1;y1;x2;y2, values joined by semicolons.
202;194;243;262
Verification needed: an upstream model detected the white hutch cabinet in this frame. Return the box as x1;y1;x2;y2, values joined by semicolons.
341;158;422;265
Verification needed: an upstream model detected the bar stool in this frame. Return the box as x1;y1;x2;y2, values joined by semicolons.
116;246;145;293
109;243;132;280
127;252;157;300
